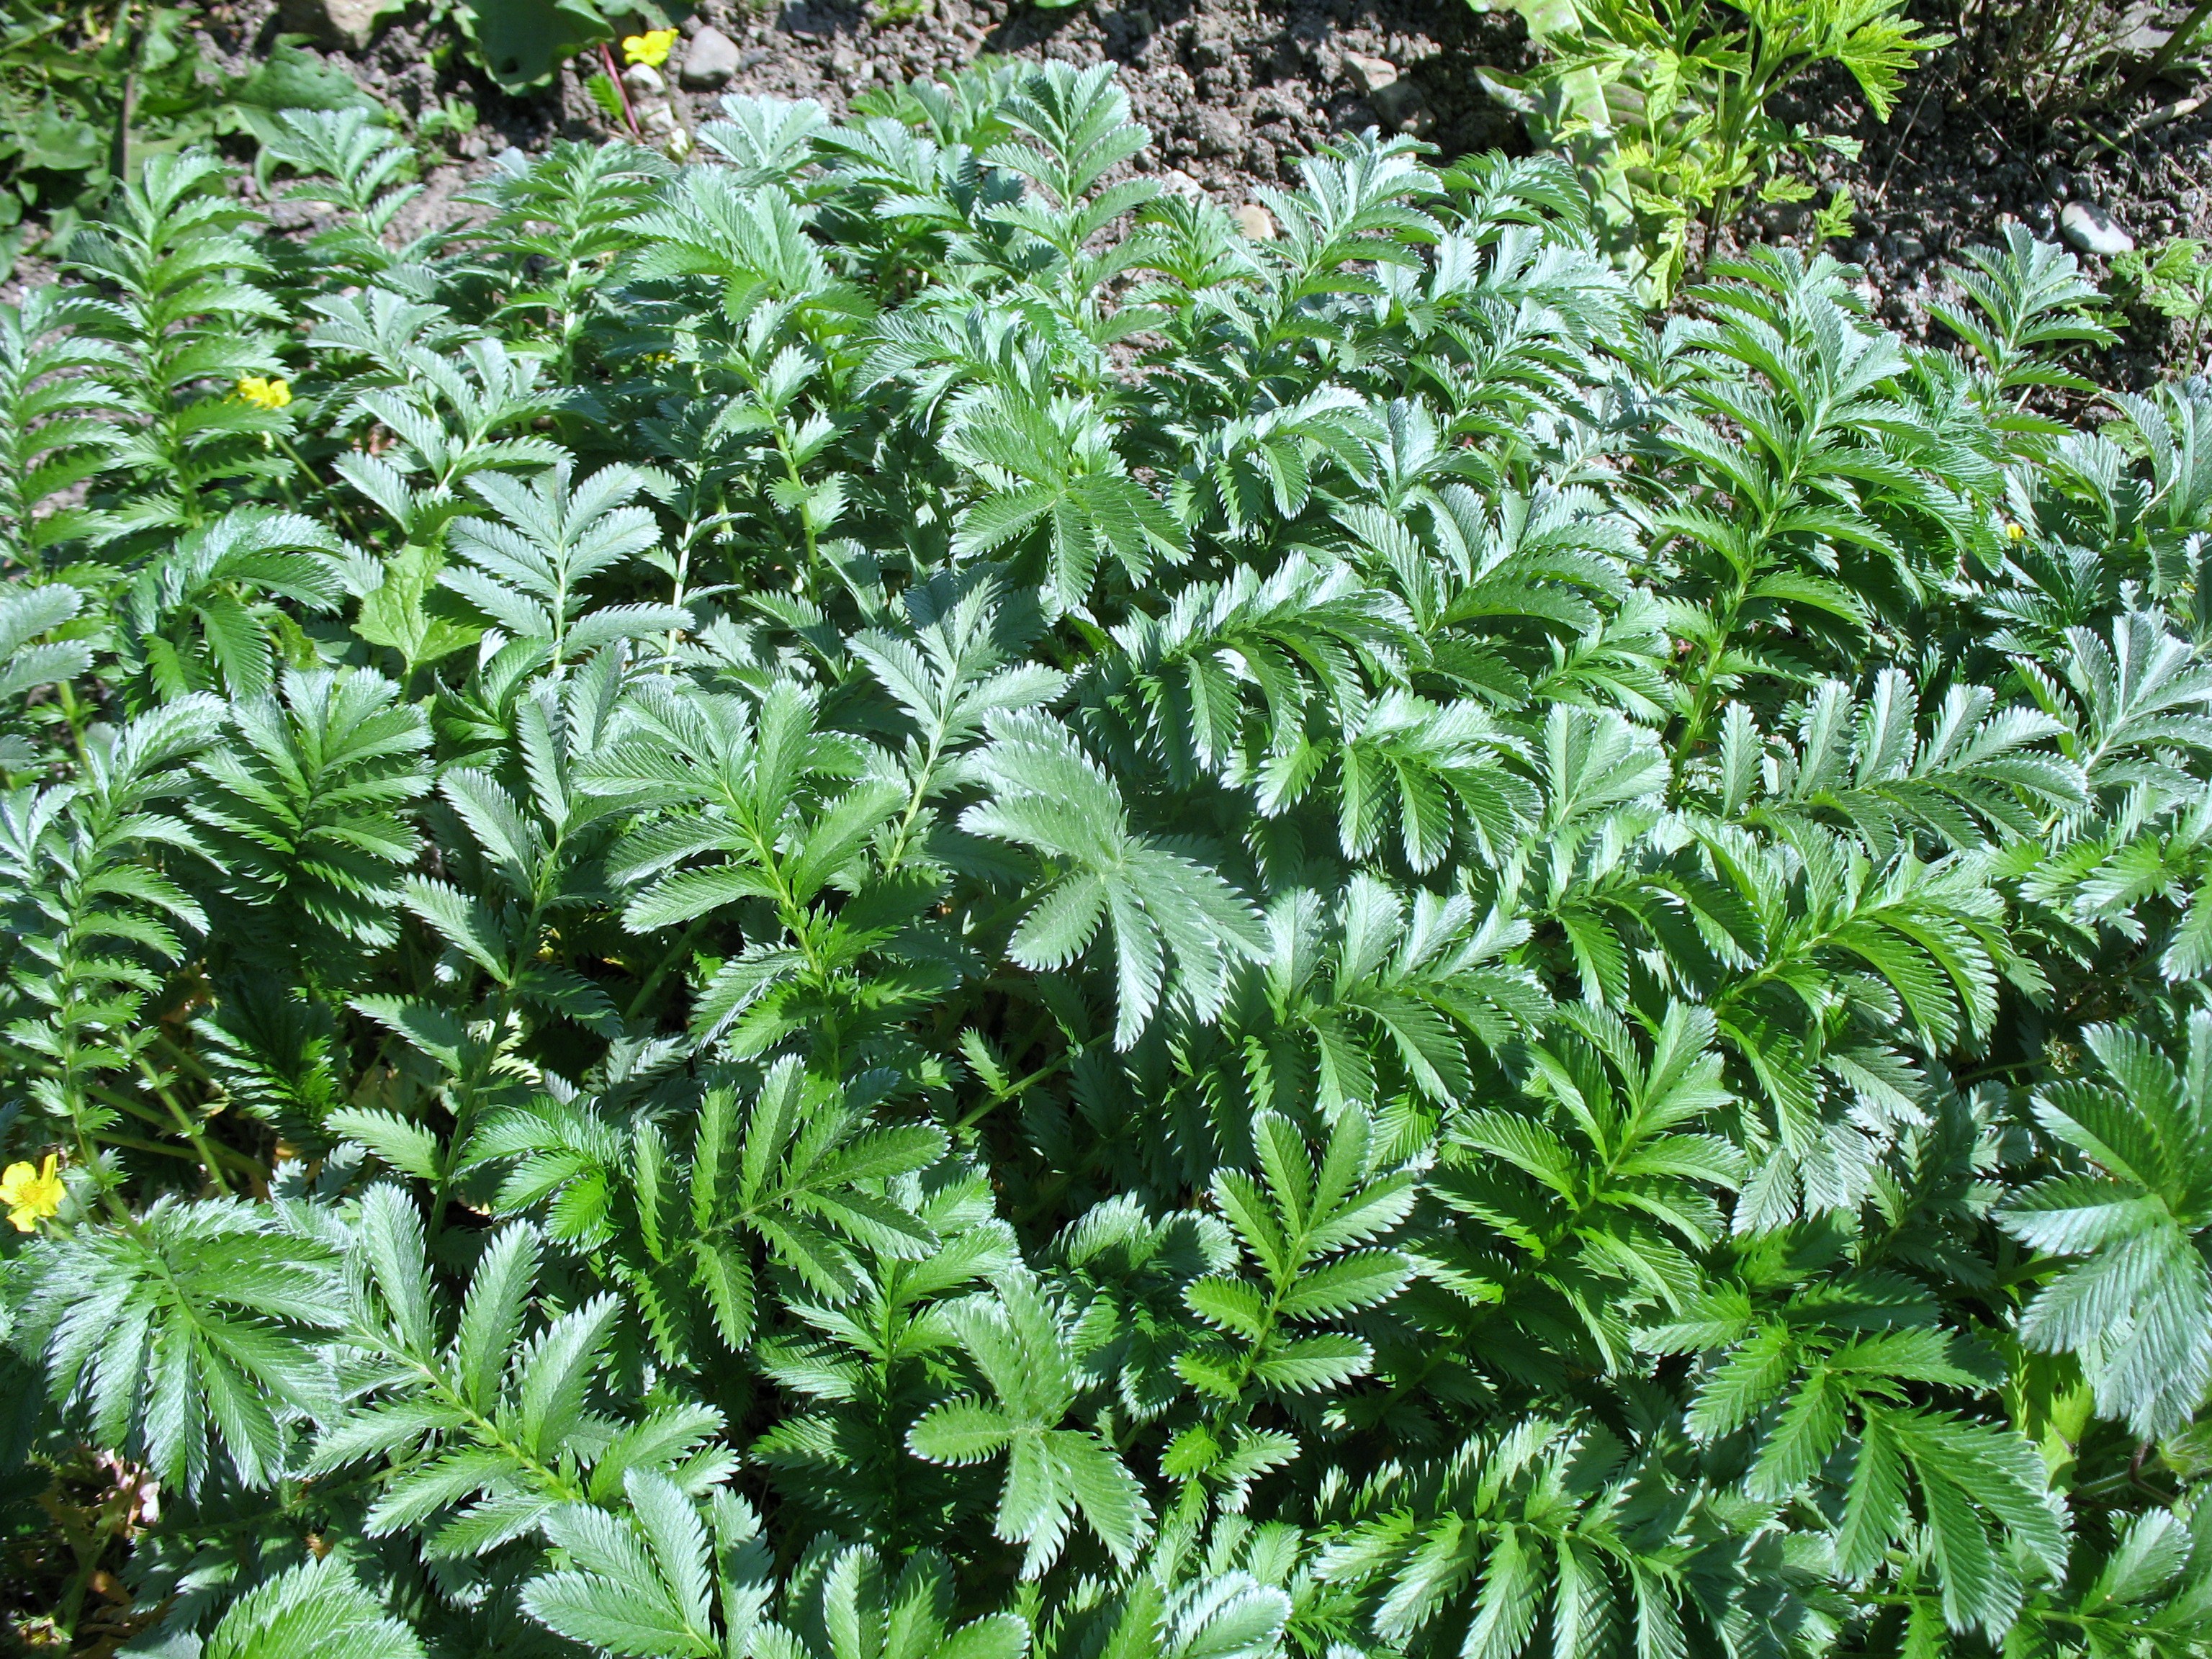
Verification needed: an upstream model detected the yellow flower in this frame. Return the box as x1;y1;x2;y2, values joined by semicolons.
237;376;292;411
621;27;678;66
1;1154;64;1233
2005;521;2027;541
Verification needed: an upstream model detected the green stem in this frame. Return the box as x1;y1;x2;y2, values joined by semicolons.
2122;0;2212;102
427;830;565;1248
624;916;709;1019
951;1052;1069;1133
398;1348;586;1503
275;433;373;545
131;1057;233;1194
106;0;135;187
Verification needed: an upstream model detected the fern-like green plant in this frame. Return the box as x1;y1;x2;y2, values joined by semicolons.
2001;1015;2212;1442
2;62;2211;1659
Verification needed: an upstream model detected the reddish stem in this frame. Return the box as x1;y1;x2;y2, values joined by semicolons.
599;41;645;141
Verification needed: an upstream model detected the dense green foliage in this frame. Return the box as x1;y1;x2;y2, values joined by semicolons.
0;9;382;282
2;62;2212;1658
1487;0;1942;295
2116;238;2212;375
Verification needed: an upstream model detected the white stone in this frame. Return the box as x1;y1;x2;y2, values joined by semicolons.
1232;203;1277;240
276;0;386;51
2060;200;2135;256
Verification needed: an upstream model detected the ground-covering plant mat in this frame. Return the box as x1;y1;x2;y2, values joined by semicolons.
5;50;2212;1658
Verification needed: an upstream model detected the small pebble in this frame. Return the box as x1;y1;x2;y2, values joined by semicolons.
1232;203;1277;240
1343;53;1397;94
276;0;383;51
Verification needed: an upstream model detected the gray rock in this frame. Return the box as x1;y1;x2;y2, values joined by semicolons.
1189;27;1232;67
1155;168;1205;202
681;26;742;89
1344;53;1397;94
1192;109;1241;157
276;0;386;51
2061;200;2135;256
623;62;666;96
2123;21;2174;55
1370;78;1424;127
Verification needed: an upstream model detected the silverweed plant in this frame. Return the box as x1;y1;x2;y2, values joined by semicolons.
0;71;2208;1659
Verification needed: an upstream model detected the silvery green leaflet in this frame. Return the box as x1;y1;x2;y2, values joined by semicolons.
0;60;2208;1659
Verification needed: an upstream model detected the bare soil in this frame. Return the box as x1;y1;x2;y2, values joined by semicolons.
112;0;2212;386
